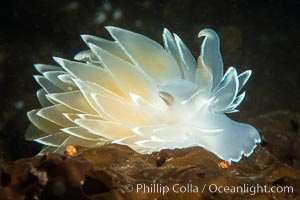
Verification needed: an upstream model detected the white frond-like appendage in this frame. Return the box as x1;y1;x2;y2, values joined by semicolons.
27;26;261;162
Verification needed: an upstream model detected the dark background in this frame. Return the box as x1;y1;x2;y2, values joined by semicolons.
0;0;299;165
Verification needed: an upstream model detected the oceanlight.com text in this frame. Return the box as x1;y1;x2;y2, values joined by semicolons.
205;183;294;196
124;183;294;196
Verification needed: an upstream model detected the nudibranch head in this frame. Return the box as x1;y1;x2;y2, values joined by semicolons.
27;26;261;162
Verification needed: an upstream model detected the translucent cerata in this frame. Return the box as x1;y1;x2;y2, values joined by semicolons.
27;26;261;162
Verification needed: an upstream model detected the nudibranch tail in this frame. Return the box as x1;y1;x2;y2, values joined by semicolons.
26;26;261;162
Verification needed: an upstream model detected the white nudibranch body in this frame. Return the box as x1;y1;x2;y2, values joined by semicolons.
27;26;261;162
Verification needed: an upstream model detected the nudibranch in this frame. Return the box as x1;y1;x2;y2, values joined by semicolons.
27;26;261;162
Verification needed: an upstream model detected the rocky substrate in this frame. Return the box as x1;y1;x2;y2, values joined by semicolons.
0;143;299;200
1;111;300;200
